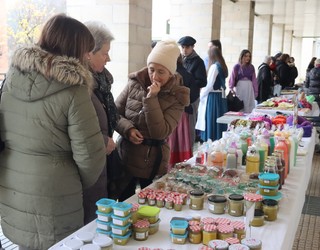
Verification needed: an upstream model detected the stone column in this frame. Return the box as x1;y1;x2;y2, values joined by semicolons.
220;0;255;73
252;15;272;68
291;37;303;82
169;0;222;59
283;30;293;55
270;24;284;56
67;0;152;98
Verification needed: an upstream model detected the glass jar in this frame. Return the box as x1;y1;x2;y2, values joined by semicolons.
228;244;249;250
174;198;183;211
225;237;240;245
262;199;278;221
188;225;202;244
241;238;262;250
137;192;147;204
147;193;156;206
250;209;264;227
243;193;263;212
130;203;139;224
217;224;234;240
231;221;245;241
189;190;204;210
133;220;150;241
274;137;289;178
273;150;285;187
246;145;260;174
228;194;244;217
156;195;165;208
208;195;227;214
202;224;217;246
209;239;229;250
165;197;174;209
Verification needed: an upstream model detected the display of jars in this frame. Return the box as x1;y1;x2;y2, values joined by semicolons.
208;195;227;214
228;194;244;217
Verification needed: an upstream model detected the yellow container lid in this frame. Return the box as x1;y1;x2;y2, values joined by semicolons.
137;206;160;217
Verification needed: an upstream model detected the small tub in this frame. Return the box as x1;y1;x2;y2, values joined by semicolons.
96;228;112;238
63;238;84;250
54;246;70;250
111;214;131;227
149;218;161;235
96;220;112;231
112;202;132;217
75;231;95;243
112;232;131;246
170;219;188;235
258;184;279;196
80;244;101;250
170;231;188;244
111;223;130;236
96;211;112;222
96;198;116;214
137;206;160;224
258;172;279;187
92;235;113;250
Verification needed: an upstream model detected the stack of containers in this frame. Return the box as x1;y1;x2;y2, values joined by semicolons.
170;219;189;244
258;172;281;199
95;198;116;237
111;202;133;246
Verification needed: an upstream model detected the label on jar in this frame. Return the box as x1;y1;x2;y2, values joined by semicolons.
138;198;146;204
149;200;156;205
209;204;215;211
135;231;148;239
231;210;236;214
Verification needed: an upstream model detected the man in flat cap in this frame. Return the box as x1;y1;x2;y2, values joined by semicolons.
178;35;207;144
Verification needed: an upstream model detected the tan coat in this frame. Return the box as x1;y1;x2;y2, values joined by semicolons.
115;67;190;178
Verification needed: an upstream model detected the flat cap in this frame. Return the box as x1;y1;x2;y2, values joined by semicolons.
178;36;196;46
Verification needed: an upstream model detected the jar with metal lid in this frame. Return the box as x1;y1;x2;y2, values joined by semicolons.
202;224;217;245
189;190;204;210
262;199;278;221
156;195;165;208
147;193;156;206
133;219;150;241
188;225;202;244
208;239;229;250
217;224;234;240
228;194;244;217
165;197;174;209
241;238;262;250
231;221;245;240
137;192;147;204
208;195;227;214
250;209;264;227
130;203;140;224
228;244;249;250
243;193;263;212
174;198;183;211
225;237;240;245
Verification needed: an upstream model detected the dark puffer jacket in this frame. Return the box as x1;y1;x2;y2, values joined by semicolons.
305;66;320;94
0;46;106;249
115;67;190;179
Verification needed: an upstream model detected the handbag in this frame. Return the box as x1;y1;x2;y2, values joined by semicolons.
227;90;244;112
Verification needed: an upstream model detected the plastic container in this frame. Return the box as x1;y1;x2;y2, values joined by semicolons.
258;172;279;187
112;202;132;217
250;209;264;227
170;219;188;235
241;238;262;250
63;239;84;250
96;220;112;231
202;224;217;245
133;219;150;241
111;232;131;246
111;214;131;227
80;244;101;250
208;195;227;214
170;231;188;244
228;194;244;217
149;218;161;235
92;234;113;250
262;199;278;221
96;198;116;214
137;206;160;223
75;231;95;243
110;223;130;236
189;190;205;210
231;221;245;241
96;211;112;222
217;224;234;240
258;184;279;196
96;228;112;238
208;239;229;250
228;244;250;250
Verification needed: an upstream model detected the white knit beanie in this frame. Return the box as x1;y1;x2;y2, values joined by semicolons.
147;40;180;74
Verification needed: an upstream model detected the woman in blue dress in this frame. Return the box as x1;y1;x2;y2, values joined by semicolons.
196;47;228;141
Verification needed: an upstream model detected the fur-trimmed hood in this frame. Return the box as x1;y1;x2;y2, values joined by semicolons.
5;46;93;102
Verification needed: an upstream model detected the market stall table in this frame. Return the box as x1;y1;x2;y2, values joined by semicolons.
49;131;316;250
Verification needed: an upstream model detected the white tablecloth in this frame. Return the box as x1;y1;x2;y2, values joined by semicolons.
49;131;316;250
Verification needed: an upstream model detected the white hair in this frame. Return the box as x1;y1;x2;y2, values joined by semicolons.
85;21;114;53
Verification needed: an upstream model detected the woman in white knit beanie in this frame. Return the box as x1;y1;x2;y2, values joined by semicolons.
115;40;190;200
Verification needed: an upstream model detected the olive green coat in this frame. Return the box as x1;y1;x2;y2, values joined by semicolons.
0;46;106;249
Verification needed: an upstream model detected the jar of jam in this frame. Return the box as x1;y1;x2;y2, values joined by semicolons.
156;195;165;208
138;192;147;204
188;225;202;244
262;199;278;221
250;209;264;227
130;203;139;224
208;239;229;250
202;224;217;245
228;194;244;217
217;224;234;240
225;237;240;245
208;195;227;214
228;244;249;250
243;193;263;212
147;193;156;206
231;221;245;241
133;219;150;241
200;217;215;227
189;190;204;210
165;197;174;209
241;238;262;250
174;198;183;211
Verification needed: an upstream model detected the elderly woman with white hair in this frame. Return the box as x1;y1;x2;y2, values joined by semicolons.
256;55;273;103
83;21;119;223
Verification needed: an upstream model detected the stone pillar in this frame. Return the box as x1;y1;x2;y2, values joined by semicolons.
220;0;255;72
270;24;284;56
252;15;272;68
291;37;303;82
67;0;152;98
283;30;293;54
169;0;222;59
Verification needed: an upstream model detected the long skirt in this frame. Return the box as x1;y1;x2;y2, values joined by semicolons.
235;79;256;113
200;92;228;142
167;112;193;172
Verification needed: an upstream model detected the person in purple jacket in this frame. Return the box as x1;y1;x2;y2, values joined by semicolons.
229;49;258;113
